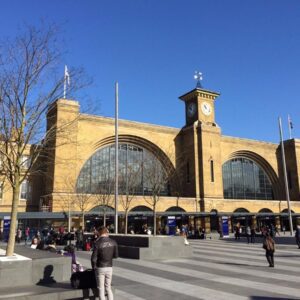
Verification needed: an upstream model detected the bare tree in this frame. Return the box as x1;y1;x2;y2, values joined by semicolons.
59;173;93;231
74;192;93;230
58;192;75;232
143;151;174;235
93;171;114;228
0;24;87;256
119;163;141;234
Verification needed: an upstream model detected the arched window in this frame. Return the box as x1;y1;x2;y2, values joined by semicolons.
76;143;169;195
165;206;186;212
223;158;273;200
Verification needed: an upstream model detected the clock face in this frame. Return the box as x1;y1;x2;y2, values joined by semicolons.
201;102;212;116
187;102;197;117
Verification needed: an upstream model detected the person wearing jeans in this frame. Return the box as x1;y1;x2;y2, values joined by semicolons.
91;226;118;300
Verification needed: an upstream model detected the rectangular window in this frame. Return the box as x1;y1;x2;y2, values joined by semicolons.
21;155;31;169
210;160;214;182
20;179;31;200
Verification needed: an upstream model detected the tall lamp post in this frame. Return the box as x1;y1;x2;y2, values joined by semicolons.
115;82;119;234
279;117;293;236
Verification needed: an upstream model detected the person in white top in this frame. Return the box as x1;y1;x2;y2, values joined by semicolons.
30;237;39;249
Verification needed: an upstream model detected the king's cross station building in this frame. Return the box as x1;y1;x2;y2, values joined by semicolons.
1;81;300;234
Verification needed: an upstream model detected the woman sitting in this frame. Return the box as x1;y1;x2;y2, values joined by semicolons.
30;237;40;249
64;245;84;273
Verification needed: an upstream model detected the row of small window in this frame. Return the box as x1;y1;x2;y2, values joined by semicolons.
0;155;31;169
0;180;31;200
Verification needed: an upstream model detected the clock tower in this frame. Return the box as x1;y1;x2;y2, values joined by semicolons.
179;87;219;126
177;76;223;216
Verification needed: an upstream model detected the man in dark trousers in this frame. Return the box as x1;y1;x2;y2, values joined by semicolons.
295;225;300;249
91;226;118;300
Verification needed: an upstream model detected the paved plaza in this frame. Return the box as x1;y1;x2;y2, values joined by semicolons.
76;238;300;300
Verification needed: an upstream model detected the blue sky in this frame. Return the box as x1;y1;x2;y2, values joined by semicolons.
1;0;299;142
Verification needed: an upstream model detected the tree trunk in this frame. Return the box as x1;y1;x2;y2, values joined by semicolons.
153;205;156;236
82;212;85;230
103;211;106;227
125;210;128;235
68;203;71;232
6;181;21;256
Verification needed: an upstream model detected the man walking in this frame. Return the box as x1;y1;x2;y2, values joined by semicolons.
263;233;275;267
295;225;300;249
91;226;118;300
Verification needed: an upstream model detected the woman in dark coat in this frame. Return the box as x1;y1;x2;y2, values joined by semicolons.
263;233;275;267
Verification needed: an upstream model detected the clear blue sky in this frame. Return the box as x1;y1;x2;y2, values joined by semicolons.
1;0;300;143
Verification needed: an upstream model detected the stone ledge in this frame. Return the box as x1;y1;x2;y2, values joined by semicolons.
0;247;71;288
110;235;193;260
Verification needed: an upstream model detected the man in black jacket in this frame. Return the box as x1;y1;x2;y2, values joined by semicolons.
91;226;118;300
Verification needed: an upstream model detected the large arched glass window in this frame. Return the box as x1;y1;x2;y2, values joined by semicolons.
76;143;169;195
222;158;273;200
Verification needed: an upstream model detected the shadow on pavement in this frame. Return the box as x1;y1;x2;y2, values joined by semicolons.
251;297;298;300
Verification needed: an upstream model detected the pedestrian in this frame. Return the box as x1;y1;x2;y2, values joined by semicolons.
235;224;240;240
282;225;286;235
250;226;256;243
275;226;280;236
295;225;300;249
16;228;22;243
25;227;30;245
246;226;251;244
75;227;84;250
91;226;118;300
263;233;275;267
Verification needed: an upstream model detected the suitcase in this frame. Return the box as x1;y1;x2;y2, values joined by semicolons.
71;269;97;289
84;241;91;251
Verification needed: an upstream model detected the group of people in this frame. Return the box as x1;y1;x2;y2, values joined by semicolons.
22;225;118;300
235;225;300;268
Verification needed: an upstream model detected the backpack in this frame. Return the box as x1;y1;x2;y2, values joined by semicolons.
263;238;274;252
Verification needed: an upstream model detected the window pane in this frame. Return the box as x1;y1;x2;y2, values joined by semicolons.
76;143;168;196
222;158;273;200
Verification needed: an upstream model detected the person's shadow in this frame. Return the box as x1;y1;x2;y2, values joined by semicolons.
37;265;57;285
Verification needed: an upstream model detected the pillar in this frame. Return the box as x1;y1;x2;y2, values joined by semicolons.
189;216;195;229
204;216;211;233
156;216;162;234
195;217;201;230
228;216;232;233
275;216;280;231
251;216;257;230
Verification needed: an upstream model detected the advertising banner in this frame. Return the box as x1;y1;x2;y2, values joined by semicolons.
167;216;176;235
222;216;229;237
3;216;11;242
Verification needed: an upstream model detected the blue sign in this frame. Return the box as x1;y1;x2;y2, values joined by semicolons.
3;216;11;242
222;216;229;237
167;216;176;235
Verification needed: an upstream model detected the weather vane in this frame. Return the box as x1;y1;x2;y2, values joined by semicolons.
194;71;203;88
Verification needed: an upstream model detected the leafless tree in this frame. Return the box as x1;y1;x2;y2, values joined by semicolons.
93;170;114;228
119;163;141;234
0;23;88;256
59;173;93;231
58;192;75;232
74;192;93;230
143;150;175;235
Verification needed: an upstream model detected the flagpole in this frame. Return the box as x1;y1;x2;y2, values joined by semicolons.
64;65;67;99
115;82;119;234
279;117;293;236
288;115;292;139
